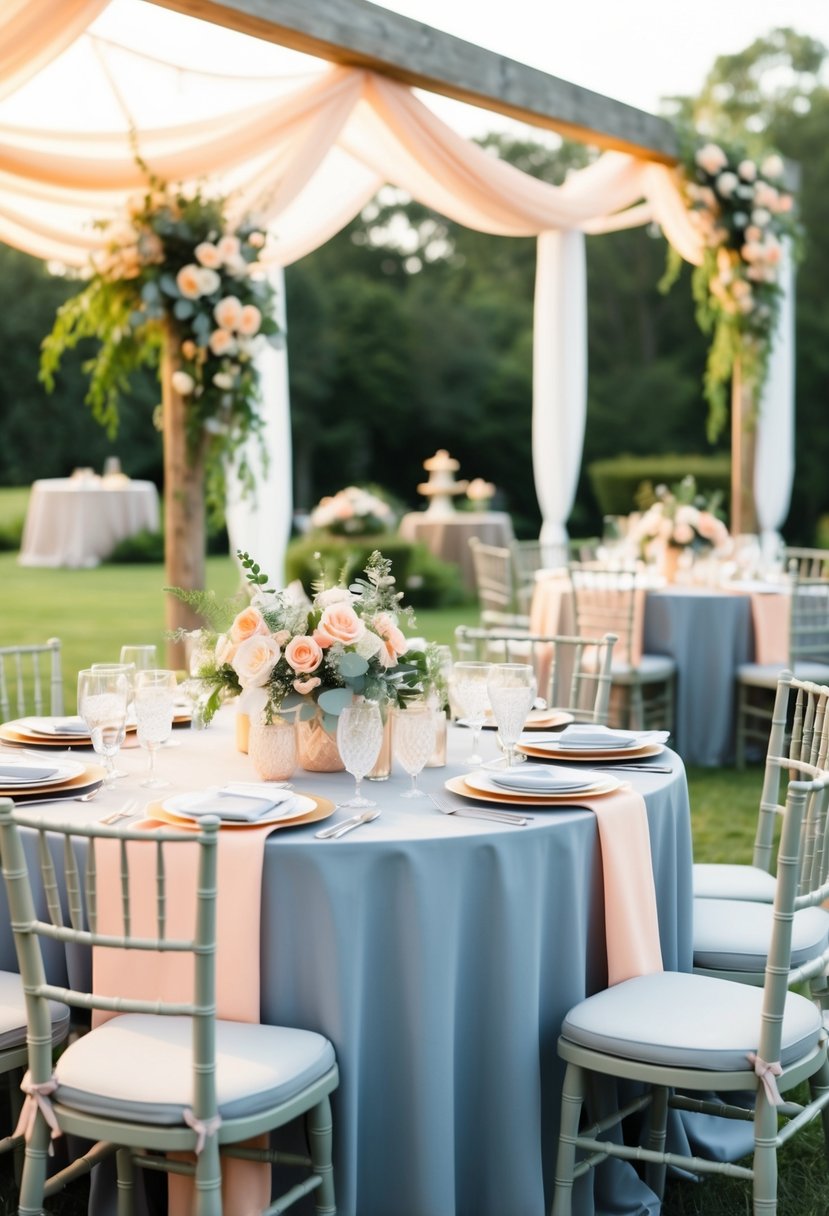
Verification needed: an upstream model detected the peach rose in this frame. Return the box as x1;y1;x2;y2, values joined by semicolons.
230;605;270;644
232;635;281;688
315;603;364;647
209;328;235;357
195;242;222;269
372;612;407;663
293;676;321;695
215;634;237;666
176;264;203;299
214;295;243;330
284;635;323;674
237;304;262;336
217;235;241;263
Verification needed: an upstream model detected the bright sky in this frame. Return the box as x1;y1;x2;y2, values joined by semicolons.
373;0;829;134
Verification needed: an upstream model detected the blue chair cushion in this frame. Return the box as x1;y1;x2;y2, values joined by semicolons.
54;1014;335;1124
561;971;821;1071
610;654;676;681
693;898;829;973
692;863;776;903
738;661;829;688
0;970;69;1050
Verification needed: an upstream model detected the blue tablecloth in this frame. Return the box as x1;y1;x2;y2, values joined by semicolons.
1;714;694;1216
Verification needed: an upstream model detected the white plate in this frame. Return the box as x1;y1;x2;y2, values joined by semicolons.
0;757;85;787
21;717;90;737
162;789;316;826
462;768;620;800
486;763;601;794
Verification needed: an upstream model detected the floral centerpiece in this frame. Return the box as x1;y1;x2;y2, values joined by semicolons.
309;486;396;536
178;551;431;763
664;139;797;441
40;170;280;507
627;475;731;563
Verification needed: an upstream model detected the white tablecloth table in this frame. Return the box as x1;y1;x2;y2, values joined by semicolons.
1;710;695;1216
398;510;514;591
18;477;160;568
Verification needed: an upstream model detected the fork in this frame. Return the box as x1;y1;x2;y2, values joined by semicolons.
424;790;532;826
99;798;141;826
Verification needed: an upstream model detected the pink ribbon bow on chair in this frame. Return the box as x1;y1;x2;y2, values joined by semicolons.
15;1071;61;1153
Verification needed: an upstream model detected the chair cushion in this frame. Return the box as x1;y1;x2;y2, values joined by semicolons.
610;654;677;681
692;863;776;904
0;970;69;1050
561;971;821;1071
738;661;829;687
693;898;829;973
54;1014;335;1124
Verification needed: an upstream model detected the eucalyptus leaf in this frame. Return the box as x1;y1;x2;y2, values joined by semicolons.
338;652;368;677
318;688;354;716
173;299;194;320
345;675;366;695
321;712;340;734
159;273;180;298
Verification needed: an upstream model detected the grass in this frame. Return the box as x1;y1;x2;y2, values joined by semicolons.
0;489;827;1213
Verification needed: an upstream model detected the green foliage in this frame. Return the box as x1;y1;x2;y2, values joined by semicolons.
106;528;164;564
587;455;731;520
0;515;24;551
285;535;466;608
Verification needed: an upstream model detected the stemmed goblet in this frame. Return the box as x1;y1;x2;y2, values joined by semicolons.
336;700;384;808
77;668;129;784
119;645;158;674
393;704;436;798
449;661;492;765
134;669;177;789
486;663;537;768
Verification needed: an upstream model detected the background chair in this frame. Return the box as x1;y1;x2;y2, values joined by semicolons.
454;625;616;724
468;537;529;629
0;804;339;1215
551;764;829;1216
510;538;568;619
568;562;675;732
0;638;63;720
783;545;829;580
736;569;829;767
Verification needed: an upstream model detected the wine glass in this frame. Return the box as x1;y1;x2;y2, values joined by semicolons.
450;661;492;765
336;701;384;808
486;663;537;768
77;668;129;784
134;669;177;789
393;704;437;798
90;662;136;774
120;645;158;673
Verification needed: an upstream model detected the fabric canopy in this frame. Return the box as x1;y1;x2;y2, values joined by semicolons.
0;0;793;568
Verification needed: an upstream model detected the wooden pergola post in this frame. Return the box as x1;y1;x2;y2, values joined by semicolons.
162;328;207;670
730;357;758;538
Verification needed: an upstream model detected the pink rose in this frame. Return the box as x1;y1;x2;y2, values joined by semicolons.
237;304;262;336
217;235;241;263
232;635;281;688
293;676;321;695
315;603;365;647
195;242;222;269
284;635;323;674
372;612;407;663
176;264;203;299
230;606;269;644
214;295;243;330
209;328;235;356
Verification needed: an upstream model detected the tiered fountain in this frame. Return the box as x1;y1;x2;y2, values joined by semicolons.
417;450;468;518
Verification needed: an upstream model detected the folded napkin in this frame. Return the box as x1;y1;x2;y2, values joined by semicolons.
30;716;89;735
176;786;298;823
553;725;669;750
0;763;60;782
491;764;595;793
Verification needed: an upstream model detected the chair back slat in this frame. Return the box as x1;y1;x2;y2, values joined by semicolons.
120;838;131;940
0;639;64;719
37;832;64;929
468;538;528;629
157;838;167;941
568;562;643;669
63;835;84;930
86;839;98;935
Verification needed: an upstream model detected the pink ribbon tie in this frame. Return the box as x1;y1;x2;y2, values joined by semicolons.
748;1052;784;1106
183;1108;222;1154
15;1071;61;1154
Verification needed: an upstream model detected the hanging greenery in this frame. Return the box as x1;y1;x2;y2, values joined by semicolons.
39;169;280;509
662;137;798;442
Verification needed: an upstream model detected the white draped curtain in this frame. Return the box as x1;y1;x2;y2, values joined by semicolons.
0;0;795;572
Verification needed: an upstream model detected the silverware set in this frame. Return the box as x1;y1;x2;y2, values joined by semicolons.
316;809;381;840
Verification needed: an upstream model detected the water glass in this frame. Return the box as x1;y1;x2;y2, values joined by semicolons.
134;669;177;789
120;645;158;673
486;664;537;768
450;661;492;765
393;704;437;797
77;668;129;784
336;701;384;807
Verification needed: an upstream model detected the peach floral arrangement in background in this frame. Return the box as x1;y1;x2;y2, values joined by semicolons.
182;550;430;728
309;485;396;536
628;475;731;560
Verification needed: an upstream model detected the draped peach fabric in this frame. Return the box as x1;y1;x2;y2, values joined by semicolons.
750;592;789;666
0;0;109;103
93;822;274;1215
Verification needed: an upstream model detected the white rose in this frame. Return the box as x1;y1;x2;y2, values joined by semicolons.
315;587;354;609
355;630;384;662
212;372;235;390
232;634;281;688
738;159;757;182
695;143;728;175
197;268;221;295
715;171;739;199
761;153;784;180
751;208;772;228
171;370;195;395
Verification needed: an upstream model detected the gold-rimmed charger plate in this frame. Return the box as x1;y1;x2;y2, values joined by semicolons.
3;764;107;802
0;719;138;749
517;741;664;763
482;708;573;731
148;794;335;832
445;773;621;807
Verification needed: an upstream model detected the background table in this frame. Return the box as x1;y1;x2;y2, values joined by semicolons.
4;711;693;1216
398;510;514;592
18;477;160;568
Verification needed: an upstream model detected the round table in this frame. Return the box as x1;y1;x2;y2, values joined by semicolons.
398;511;514;592
18;477;160;568
5;711;693;1216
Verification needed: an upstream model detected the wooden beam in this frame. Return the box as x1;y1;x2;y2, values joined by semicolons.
146;0;679;163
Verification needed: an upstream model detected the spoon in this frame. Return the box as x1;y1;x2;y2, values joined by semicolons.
315;809;381;840
13;786;103;807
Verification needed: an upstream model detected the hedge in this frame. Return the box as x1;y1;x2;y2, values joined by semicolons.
587;455;731;519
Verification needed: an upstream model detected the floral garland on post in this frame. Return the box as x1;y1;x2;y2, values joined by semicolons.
663;139;797;442
40;174;280;509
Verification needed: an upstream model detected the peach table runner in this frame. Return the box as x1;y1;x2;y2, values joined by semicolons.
93;819;274;1215
578;787;664;985
749;592;789;666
